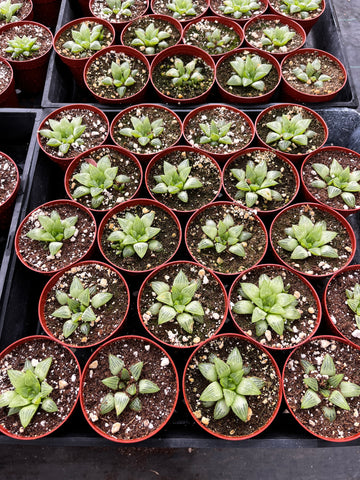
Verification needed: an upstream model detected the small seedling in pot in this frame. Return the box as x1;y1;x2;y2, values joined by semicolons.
72;155;131;210
166;0;196;19
38;116;86;156
205;28;233;55
26;210;78;257
279;0;322;19
131;22;170;55
0;357;58;429
152;159;203;203
300;353;360;422
198;347;266;421
101;61;138;98
165;57;204;86
219;0;261;18
62;23;105;55
278;214;338;260
199;120;233;147
227;54;273;92
230;160;282;207
232;274;301;336
261;25;295;51
102;0;134;17
100;354;160;416
0;0;22;23
107;210;163;259
5;35;39;58
119;116;164;148
292;58;331;88
265;113;316;152
198;213;252;257
345;284;360;331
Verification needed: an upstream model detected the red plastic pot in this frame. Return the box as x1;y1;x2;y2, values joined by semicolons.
282;334;360;442
222;147;300;217
80;334;179;443
243;14;306;60
0;335;80;440
110;104;182;162
301;146;360;217
216;48;281;104
54;17;116;87
281;48;347;103
268;0;326;34
89;0;149;33
255;103;328;163
228;263;321;351
183;333;282;440
0;21;53;94
209;0;268;25
32;0;60;28
0;57;17;107
183;103;255;162
182;16;244;61
97;198;182;275
38;260;130;349
150;44;216;105
269;202;356;279
0;151;20;228
137;260;228;349
83;45;150;104
37;104;110;170
151;0;209;24
15;199;97;276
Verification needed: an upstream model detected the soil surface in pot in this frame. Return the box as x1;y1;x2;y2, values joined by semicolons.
187;203;267;274
283;337;360;440
271;204;352;276
17;203;96;273
184;18;241;55
0;60;12;93
0;337;80;438
0;153;17;207
269;0;324;21
152;0;208;21
184;335;280;438
42;263;129;347
0;22;52;61
0;0;32;26
185;106;253;156
82;336;178;441
230;265;319;349
147;149;220;211
211;0;266;20
112;106;181;156
100;203;180;272
302;148;360;211
91;0;147;22
139;262;226;347
223;149;297;212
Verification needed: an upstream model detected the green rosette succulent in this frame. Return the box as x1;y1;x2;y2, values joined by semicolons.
5;35;39;58
279;0;322;19
261;25;296;51
101;61;138;98
102;0;134;17
219;0;262;19
0;0;22;23
345;283;360;331
165;57;204;87
62;23;105;55
265;113;316;153
199;120;233;147
131;22;170;55
226;54;273;92
292;58;331;89
166;0;196;19
119;116;164;149
38;116;86;156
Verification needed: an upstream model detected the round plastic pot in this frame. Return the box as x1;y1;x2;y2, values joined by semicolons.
222;147;300;217
300;146;360;217
89;0;149;33
182;16;244;62
37;104;110;170
38;260;130;349
151;0;209;24
243;14;306;60
269;202;356;279
255;103;328;163
0;21;53;94
282;334;360;442
0;57;17;107
32;0;60;28
53;17;116;87
150;44;216;105
183;103;255;162
209;0;268;26
183;332;282;440
0;151;20;227
83;45;150;104
137;260;228;349
97;198;182;275
15;199;97;276
80;334;179;443
267;0;325;34
110;104;183;162
228;263;321;351
215;48;281;104
281;48;347;103
0;335;80;440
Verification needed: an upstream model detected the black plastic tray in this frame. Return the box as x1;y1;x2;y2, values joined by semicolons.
41;0;359;110
0;107;360;447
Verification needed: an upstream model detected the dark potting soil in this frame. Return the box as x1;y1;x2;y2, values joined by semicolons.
17;203;96;273
139;262;226;347
223;148;297;212
81;336;178;441
271;204;353;276
0;337;80;438
0;22;52;61
90;0;147;23
0;0;32;26
184;335;281;438
183;19;241;55
0;60;12;93
283;337;360;440
210;0;267;20
0;153;17;206
186;203;267;275
147;149;221;212
269;0;324;21
42;263;129;348
230;265;319;349
151;0;208;21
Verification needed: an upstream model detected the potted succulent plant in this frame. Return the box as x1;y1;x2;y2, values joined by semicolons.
137;260;228;348
282;335;360;442
269;202;356;278
0;0;33;25
183;333;282;439
89;0;149;33
267;0;325;33
80;335;179;442
0;335;80;439
150;0;209;24
0;150;20;228
0;56;17;106
185;201;268;276
209;0;268;25
229;263;321;350
15;199;97;275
